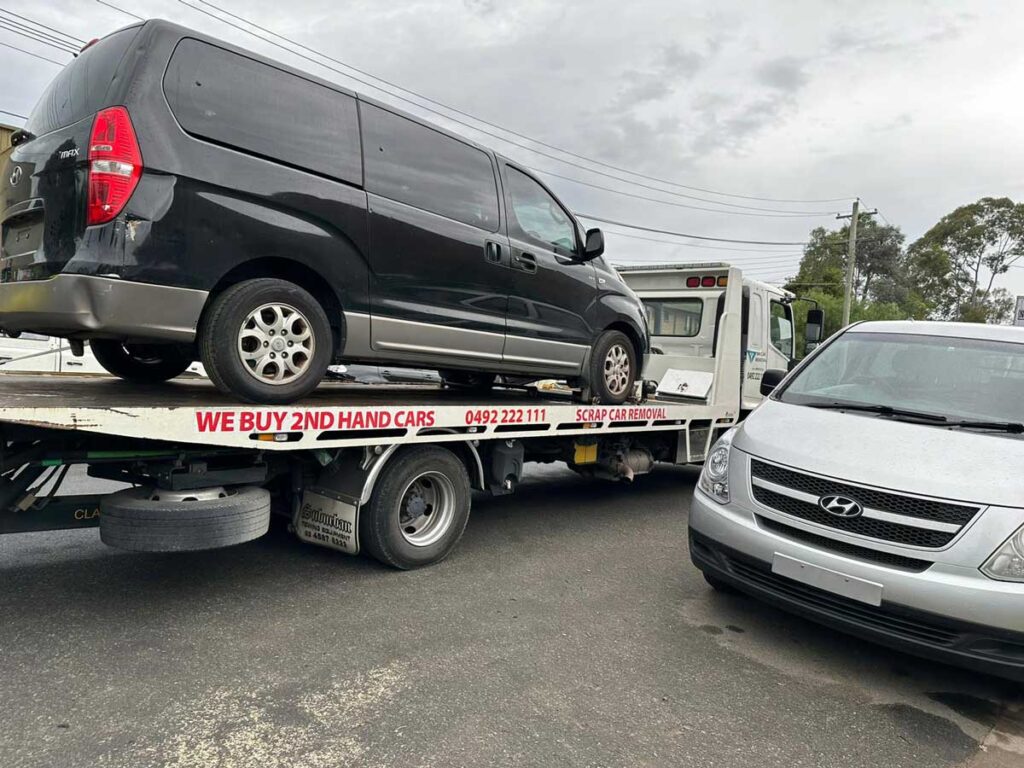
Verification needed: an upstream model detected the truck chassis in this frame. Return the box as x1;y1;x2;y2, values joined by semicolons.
0;374;736;568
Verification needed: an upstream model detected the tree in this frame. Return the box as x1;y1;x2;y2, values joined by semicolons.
785;219;905;304
907;197;1024;323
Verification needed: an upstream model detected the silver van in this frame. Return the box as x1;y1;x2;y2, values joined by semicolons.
690;320;1024;679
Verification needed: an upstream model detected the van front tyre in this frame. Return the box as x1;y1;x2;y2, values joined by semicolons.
200;278;332;404
360;446;471;569
90;339;192;383
590;330;637;404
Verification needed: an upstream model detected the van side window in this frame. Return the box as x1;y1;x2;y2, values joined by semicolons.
163;39;362;184
362;104;499;232
506;167;577;253
769;300;793;358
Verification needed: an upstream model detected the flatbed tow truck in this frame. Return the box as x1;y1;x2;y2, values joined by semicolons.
0;264;815;568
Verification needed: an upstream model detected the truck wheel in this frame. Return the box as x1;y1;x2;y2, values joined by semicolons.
360;446;471;569
200;278;332;404
589;330;636;404
91;340;192;383
440;370;496;392
100;485;270;552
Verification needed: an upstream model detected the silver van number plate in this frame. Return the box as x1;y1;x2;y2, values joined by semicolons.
772;553;883;606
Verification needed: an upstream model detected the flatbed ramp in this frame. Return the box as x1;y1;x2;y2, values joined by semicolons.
0;373;735;452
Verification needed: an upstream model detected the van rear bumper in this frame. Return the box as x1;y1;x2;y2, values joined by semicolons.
0;274;208;342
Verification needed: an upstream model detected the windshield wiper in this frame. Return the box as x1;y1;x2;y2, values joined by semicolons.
803;402;948;422
942;420;1024;434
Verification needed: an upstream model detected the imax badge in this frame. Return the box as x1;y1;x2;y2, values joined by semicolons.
819;494;863;518
9;166;22;186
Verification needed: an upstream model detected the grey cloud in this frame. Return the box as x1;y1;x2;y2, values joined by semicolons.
757;56;807;92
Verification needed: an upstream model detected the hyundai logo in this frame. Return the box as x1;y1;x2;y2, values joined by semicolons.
819;494;863;518
9;166;22;186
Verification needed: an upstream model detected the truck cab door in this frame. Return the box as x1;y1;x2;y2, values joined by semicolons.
741;288;768;409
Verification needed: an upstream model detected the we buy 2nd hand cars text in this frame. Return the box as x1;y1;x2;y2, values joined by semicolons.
193;405;670;434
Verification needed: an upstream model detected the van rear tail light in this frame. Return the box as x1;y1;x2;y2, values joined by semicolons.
700;276;716;287
686;277;700;288
86;106;142;226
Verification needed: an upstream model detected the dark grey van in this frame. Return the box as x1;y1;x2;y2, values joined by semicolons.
0;20;648;404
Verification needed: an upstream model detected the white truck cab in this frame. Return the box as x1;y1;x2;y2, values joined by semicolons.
617;263;812;412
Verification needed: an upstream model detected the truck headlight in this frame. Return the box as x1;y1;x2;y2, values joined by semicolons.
699;429;735;504
981;524;1024;582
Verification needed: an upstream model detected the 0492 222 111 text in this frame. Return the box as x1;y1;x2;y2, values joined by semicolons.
194;408;437;433
463;407;548;426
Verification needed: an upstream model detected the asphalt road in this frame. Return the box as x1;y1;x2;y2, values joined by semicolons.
0;463;1020;768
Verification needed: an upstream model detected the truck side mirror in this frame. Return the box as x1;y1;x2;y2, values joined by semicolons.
760;368;787;397
805;309;824;347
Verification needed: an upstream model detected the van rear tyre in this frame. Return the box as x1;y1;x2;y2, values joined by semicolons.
90;340;192;383
200;278;332;404
100;485;271;552
359;446;471;569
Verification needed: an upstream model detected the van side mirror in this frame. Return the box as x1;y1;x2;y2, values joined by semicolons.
760;368;787;397
580;228;604;261
805;309;824;347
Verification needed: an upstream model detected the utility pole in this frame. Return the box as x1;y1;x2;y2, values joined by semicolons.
836;199;877;326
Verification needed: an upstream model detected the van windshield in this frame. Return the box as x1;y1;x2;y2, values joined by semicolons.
778;331;1024;426
25;26;139;137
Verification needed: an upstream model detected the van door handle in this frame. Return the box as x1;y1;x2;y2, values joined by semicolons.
515;252;537;273
484;241;502;263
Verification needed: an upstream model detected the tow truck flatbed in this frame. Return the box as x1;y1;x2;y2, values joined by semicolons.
0;372;734;451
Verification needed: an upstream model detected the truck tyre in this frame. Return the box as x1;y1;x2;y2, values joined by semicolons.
100;485;270;552
589;330;637;404
440;370;496;392
200;278;332;404
360;446;471;569
90;340;192;383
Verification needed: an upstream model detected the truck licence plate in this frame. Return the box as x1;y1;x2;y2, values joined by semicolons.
771;553;883;606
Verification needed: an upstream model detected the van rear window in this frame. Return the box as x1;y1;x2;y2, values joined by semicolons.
25;27;139;137
163;39;361;185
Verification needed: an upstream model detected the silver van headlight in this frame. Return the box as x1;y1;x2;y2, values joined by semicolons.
699;429;736;504
981;524;1024;582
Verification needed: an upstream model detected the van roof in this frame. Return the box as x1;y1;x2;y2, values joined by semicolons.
850;320;1024;343
134;19;497;158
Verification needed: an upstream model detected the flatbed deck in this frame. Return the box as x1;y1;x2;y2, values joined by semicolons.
0;373;736;452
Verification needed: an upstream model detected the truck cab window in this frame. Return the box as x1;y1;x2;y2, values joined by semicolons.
506;167;576;253
770;300;793;358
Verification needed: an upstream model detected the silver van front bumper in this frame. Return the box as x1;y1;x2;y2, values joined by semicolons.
0;274;208;343
689;482;1024;679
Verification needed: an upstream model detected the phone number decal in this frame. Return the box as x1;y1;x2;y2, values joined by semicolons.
463;407;548;426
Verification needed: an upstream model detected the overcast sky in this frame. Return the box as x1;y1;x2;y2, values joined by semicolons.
3;0;1023;298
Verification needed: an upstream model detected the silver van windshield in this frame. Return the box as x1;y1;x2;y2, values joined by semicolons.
779;331;1024;427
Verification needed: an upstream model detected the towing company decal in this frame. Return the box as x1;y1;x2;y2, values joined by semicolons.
194;408;437;433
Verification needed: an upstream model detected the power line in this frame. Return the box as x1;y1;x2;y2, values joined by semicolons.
602;228;802;253
0;107;27;119
0;8;86;45
0;19;79;53
96;0;143;21
0;38;67;66
535;168;842;218
180;0;852;209
576;214;809;245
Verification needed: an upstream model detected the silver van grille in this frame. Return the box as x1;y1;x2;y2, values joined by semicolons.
749;459;980;549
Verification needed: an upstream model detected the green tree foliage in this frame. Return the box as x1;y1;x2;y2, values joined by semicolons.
907;197;1024;323
786;219;905;304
